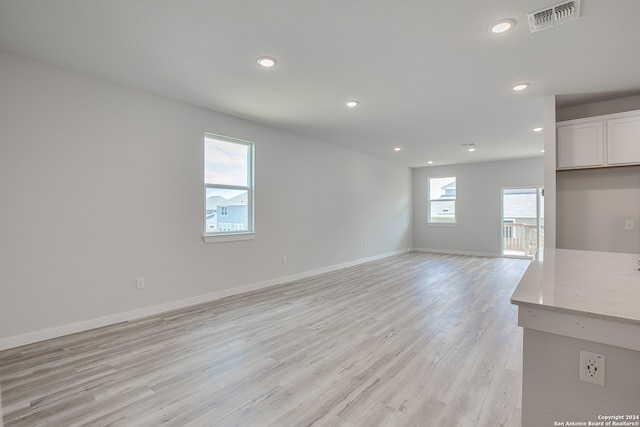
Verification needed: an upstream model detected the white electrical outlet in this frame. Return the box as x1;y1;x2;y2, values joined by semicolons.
282;255;287;264
579;350;605;386
136;277;145;290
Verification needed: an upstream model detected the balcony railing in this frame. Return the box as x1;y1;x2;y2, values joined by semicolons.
503;223;544;257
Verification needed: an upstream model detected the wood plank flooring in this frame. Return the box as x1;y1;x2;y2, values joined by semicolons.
0;252;530;427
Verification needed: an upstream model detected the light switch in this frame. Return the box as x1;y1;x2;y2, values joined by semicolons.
624;219;634;230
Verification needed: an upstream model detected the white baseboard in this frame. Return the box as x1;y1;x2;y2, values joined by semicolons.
0;249;408;351
412;247;501;258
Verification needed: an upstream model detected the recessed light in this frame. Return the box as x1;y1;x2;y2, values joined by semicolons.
513;83;530;91
394;147;401;152
468;147;476;152
427;161;434;164
541;149;545;153
257;56;277;68
490;19;516;34
533;127;543;132
462;143;476;152
346;100;360;108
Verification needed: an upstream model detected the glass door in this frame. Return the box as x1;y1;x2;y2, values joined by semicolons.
502;187;544;257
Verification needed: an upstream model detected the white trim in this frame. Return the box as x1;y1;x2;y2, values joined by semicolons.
503;254;534;260
204;133;255;236
202;232;256;243
412;247;501;258
515;304;640;352
0;249;408;351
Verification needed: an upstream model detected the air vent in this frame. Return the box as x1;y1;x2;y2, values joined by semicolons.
528;0;581;32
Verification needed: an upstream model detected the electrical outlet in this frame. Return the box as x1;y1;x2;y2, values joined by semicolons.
579;350;605;386
282;255;287;264
136;277;145;290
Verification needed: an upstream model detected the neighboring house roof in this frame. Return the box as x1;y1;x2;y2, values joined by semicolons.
439;180;456;199
206;193;247;210
226;193;247;205
206;196;226;210
441;181;456;191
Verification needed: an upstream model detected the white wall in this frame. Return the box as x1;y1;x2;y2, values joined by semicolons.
412;157;544;256
557;94;640;122
556;166;640;253
522;329;640;426
543;95;557;249
0;52;412;348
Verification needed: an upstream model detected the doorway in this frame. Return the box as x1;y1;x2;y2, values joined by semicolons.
502;187;544;257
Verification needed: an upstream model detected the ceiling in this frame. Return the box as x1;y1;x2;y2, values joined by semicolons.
1;1;639;168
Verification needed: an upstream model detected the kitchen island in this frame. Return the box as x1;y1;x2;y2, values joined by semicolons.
511;248;640;427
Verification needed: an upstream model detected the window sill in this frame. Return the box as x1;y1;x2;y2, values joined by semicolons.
427;222;458;227
202;232;256;243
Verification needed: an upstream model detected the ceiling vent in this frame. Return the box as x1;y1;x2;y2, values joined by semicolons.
528;0;581;33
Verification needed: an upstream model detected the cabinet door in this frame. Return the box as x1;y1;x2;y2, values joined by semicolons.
607;115;640;165
557;121;604;169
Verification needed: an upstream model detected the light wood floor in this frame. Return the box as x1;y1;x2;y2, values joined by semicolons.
0;252;530;427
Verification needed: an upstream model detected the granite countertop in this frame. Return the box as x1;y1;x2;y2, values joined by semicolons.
511;248;640;324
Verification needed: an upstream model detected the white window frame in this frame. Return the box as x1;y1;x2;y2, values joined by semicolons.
202;133;255;243
428;176;457;225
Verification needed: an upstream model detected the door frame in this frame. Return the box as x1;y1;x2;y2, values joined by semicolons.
501;186;544;258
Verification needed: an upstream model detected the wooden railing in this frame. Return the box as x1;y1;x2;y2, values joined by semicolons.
503;223;544;256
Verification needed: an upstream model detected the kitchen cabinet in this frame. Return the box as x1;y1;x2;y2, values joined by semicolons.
607;114;640;165
556;109;640;169
557;120;604;168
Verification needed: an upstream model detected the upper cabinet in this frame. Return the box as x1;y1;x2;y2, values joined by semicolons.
557;110;640;170
557;121;604;169
607;114;640;166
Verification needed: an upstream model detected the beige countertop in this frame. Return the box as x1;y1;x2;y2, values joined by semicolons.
511;248;640;325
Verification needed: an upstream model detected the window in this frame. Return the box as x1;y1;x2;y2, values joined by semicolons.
204;134;254;241
428;176;456;224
